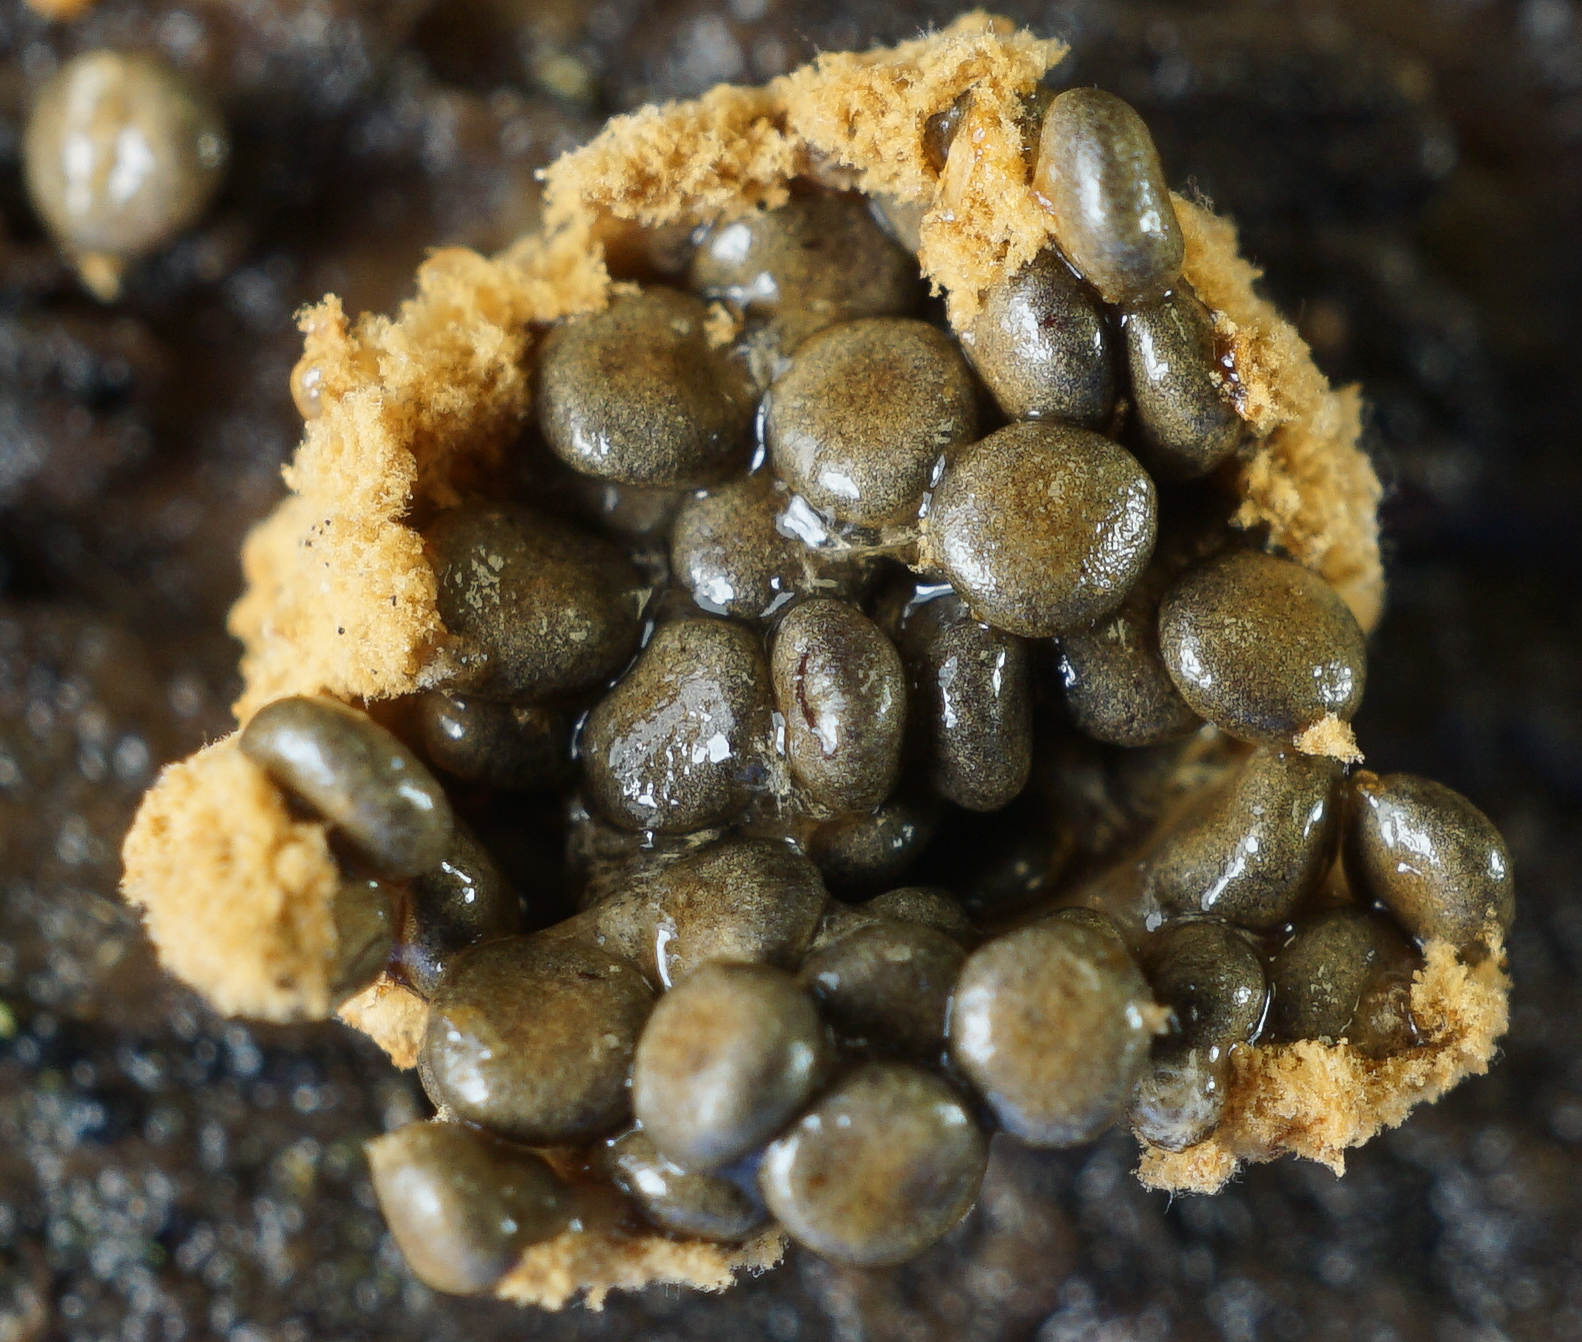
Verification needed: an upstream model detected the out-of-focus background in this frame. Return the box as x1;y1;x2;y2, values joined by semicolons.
0;0;1578;1337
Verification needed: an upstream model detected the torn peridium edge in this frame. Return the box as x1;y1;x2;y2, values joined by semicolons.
117;12;1486;1309
494;1225;786;1312
1135;936;1511;1194
121;737;342;1022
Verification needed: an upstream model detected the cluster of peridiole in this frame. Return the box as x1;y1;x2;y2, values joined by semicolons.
233;87;1512;1290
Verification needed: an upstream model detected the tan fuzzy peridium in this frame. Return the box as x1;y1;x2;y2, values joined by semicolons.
496;1226;785;1312
337;973;427;1069
121;738;341;1022
1174;202;1384;633
1136;938;1511;1194
228;235;610;720
1294;714;1364;763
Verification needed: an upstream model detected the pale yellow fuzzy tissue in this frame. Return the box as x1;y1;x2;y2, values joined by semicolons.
122;738;342;1023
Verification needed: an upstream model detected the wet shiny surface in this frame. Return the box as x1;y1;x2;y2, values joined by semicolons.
771;598;905;814
964;247;1116;426
421;935;653;1145
928;421;1157;637
670;474;865;622
399;823;520;997
1148;747;1343;928
1346;771;1516;948
799;919;965;1056
689;192;919;351
758;1063;988;1268
581;617;773;834
949;918;1157;1148
1123;284;1244;478
804;791;940;893
766;317;977;527
1128;1044;1229;1152
1142;917;1269;1051
1033;86;1184;304
1159;549;1369;742
596;836;828;987
418;691;572;793
601;1129;766;1242
1056;561;1203;746
366;1121;572;1296
898;591;1034;813
239;694;454;880
537;287;756;486
424;503;645;701
632;962;826;1170
1268;908;1420;1049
